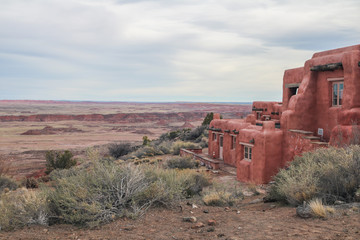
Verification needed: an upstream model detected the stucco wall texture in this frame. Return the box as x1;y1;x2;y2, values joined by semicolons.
208;45;360;184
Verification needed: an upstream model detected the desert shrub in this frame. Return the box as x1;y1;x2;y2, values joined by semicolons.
0;176;18;193
142;136;151;146
0;188;49;231
23;177;39;189
47;162;210;227
47;163;153;227
203;189;235;206
181;125;207;142
142;167;210;204
136;146;163;158
165;156;198;169
156;140;173;154
0;155;11;177
171;141;200;155
45;150;77;174
268;146;360;205
108;143;133;159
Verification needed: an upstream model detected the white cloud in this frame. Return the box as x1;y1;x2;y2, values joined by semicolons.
0;0;359;101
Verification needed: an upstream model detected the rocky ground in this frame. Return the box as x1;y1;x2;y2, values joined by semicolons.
1;172;359;240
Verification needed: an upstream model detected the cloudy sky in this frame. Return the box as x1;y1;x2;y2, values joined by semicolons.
0;0;359;102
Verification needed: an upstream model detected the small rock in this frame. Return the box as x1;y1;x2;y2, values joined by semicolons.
212;170;219;174
217;233;225;237
123;226;135;231
43;229;48;233
190;211;194;214
192;204;199;209
296;205;312;218
191;222;205;229
208;219;216;226
249;198;263;204
334;200;345;205
203;210;209;214
224;207;231;211
242;191;254;197
207;227;215;232
236;210;240;214
183;216;197;223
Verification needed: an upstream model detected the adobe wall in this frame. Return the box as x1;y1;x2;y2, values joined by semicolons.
252;101;282;120
237;121;283;183
281;45;360;142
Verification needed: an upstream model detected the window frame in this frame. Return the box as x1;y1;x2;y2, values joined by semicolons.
244;146;252;161
231;135;236;150
240;142;254;162
328;78;344;107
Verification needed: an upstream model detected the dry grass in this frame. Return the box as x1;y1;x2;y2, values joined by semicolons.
309;199;327;218
308;199;335;218
203;190;234;206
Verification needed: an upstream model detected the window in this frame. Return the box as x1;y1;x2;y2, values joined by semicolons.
289;86;299;97
244;146;252;161
231;136;236;149
213;133;217;141
332;81;343;106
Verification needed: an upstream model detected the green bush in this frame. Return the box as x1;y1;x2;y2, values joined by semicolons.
268;146;360;205
0;188;49;231
202;112;214;126
108;143;133;159
156;140;173;154
181;125;207;142
45;150;77;174
171;141;200;155
165;156;198;169
0;176;18;193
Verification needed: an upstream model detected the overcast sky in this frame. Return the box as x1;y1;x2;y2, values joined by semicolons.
0;0;359;102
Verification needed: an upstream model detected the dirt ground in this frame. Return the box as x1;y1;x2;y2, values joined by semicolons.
0;172;359;240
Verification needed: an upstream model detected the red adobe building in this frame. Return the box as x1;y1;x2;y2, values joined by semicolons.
208;45;360;183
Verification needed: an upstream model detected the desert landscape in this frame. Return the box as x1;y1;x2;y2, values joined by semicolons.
0;100;251;178
1;100;359;240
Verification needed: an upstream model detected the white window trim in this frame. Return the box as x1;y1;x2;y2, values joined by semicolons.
243;145;252;162
327;77;344;82
239;142;254;147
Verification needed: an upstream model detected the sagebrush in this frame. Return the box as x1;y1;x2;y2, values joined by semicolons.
45;150;77;174
165;156;198;169
268;146;360;205
47;162;209;227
